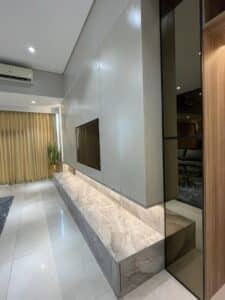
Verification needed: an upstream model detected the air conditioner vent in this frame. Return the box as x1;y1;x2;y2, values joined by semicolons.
0;63;33;84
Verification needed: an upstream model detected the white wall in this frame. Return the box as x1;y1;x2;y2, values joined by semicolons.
63;0;163;207
142;0;164;206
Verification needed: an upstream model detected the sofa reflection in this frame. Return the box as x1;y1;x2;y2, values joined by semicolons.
178;148;203;209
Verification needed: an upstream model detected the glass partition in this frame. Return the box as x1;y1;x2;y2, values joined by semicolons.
160;0;204;298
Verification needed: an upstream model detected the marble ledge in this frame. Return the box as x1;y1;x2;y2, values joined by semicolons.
54;171;163;262
54;171;165;297
76;170;165;236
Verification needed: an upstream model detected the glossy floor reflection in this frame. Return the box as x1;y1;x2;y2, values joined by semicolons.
0;180;197;300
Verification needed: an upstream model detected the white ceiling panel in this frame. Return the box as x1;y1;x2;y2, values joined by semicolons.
0;0;93;73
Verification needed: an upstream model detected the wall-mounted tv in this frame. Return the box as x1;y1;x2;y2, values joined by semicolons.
75;119;101;170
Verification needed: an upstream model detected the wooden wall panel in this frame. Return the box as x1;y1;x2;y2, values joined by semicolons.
203;14;225;299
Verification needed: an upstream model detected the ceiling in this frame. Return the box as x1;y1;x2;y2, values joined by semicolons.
0;91;62;108
0;0;93;74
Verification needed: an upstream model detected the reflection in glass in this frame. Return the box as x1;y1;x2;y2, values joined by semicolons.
160;0;203;298
177;89;203;209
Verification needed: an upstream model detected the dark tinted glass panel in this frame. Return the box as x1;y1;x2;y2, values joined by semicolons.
160;0;204;298
76;119;101;170
205;0;225;23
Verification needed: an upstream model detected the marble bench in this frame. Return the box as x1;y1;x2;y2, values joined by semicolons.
166;210;196;265
53;172;164;298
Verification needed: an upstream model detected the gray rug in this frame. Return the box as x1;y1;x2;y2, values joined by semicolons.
0;196;13;234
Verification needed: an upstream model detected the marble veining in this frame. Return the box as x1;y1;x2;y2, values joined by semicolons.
54;172;163;262
54;172;165;296
76;170;164;235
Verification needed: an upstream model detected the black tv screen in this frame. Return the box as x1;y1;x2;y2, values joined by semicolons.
75;119;101;170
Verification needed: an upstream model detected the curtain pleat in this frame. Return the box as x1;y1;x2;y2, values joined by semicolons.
0;111;57;184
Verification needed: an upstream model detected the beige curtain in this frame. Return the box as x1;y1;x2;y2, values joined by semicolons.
0;111;57;184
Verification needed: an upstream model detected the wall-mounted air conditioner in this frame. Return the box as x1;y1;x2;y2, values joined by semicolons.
0;63;33;84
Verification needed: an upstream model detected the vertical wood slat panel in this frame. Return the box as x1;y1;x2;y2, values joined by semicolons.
0;111;57;184
203;15;225;299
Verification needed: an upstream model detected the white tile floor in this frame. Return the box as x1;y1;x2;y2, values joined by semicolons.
0;180;198;300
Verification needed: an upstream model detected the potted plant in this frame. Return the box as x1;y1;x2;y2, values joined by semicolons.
48;144;61;177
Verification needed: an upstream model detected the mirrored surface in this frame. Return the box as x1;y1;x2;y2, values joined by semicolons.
160;0;203;298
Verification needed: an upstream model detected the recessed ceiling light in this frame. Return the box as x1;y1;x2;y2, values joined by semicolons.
28;46;36;54
176;86;181;91
32;100;36;104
